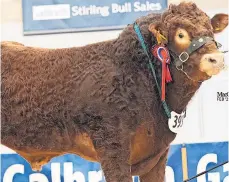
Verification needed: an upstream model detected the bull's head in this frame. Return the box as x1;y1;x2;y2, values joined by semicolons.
149;2;228;81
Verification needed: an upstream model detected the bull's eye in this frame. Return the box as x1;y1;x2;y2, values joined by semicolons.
179;33;184;38
174;28;191;51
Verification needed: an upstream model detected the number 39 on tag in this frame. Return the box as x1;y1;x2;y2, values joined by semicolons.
168;110;186;133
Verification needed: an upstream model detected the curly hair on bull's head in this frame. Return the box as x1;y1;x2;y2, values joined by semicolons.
146;2;228;81
160;2;214;38
153;2;228;40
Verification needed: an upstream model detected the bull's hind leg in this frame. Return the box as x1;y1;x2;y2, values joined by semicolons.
94;130;132;182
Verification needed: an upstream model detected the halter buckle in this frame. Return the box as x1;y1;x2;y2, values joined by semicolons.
176;64;183;71
179;52;189;62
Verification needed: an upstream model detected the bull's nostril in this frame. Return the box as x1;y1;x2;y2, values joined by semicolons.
209;58;217;63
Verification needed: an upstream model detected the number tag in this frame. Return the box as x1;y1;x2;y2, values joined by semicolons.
168;110;186;133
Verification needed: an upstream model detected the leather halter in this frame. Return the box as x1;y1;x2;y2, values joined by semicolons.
168;36;222;70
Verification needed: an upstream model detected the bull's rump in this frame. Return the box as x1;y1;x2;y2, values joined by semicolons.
1;41;78;152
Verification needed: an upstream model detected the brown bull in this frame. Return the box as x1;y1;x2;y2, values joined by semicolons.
1;2;228;182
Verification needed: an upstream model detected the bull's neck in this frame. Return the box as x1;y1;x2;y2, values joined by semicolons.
166;65;202;113
112;27;202;114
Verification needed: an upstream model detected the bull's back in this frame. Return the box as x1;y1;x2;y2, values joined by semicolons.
1;40;115;157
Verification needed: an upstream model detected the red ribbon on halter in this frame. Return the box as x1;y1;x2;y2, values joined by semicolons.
151;45;172;101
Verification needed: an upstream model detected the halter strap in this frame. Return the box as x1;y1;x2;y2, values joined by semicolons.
169;36;220;68
133;23;171;118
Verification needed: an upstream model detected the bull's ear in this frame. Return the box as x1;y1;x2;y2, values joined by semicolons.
211;13;228;33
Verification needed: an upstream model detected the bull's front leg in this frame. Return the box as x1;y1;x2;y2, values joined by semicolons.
139;149;169;182
93;128;132;182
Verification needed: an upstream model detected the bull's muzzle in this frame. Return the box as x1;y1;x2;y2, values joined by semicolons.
200;52;225;76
